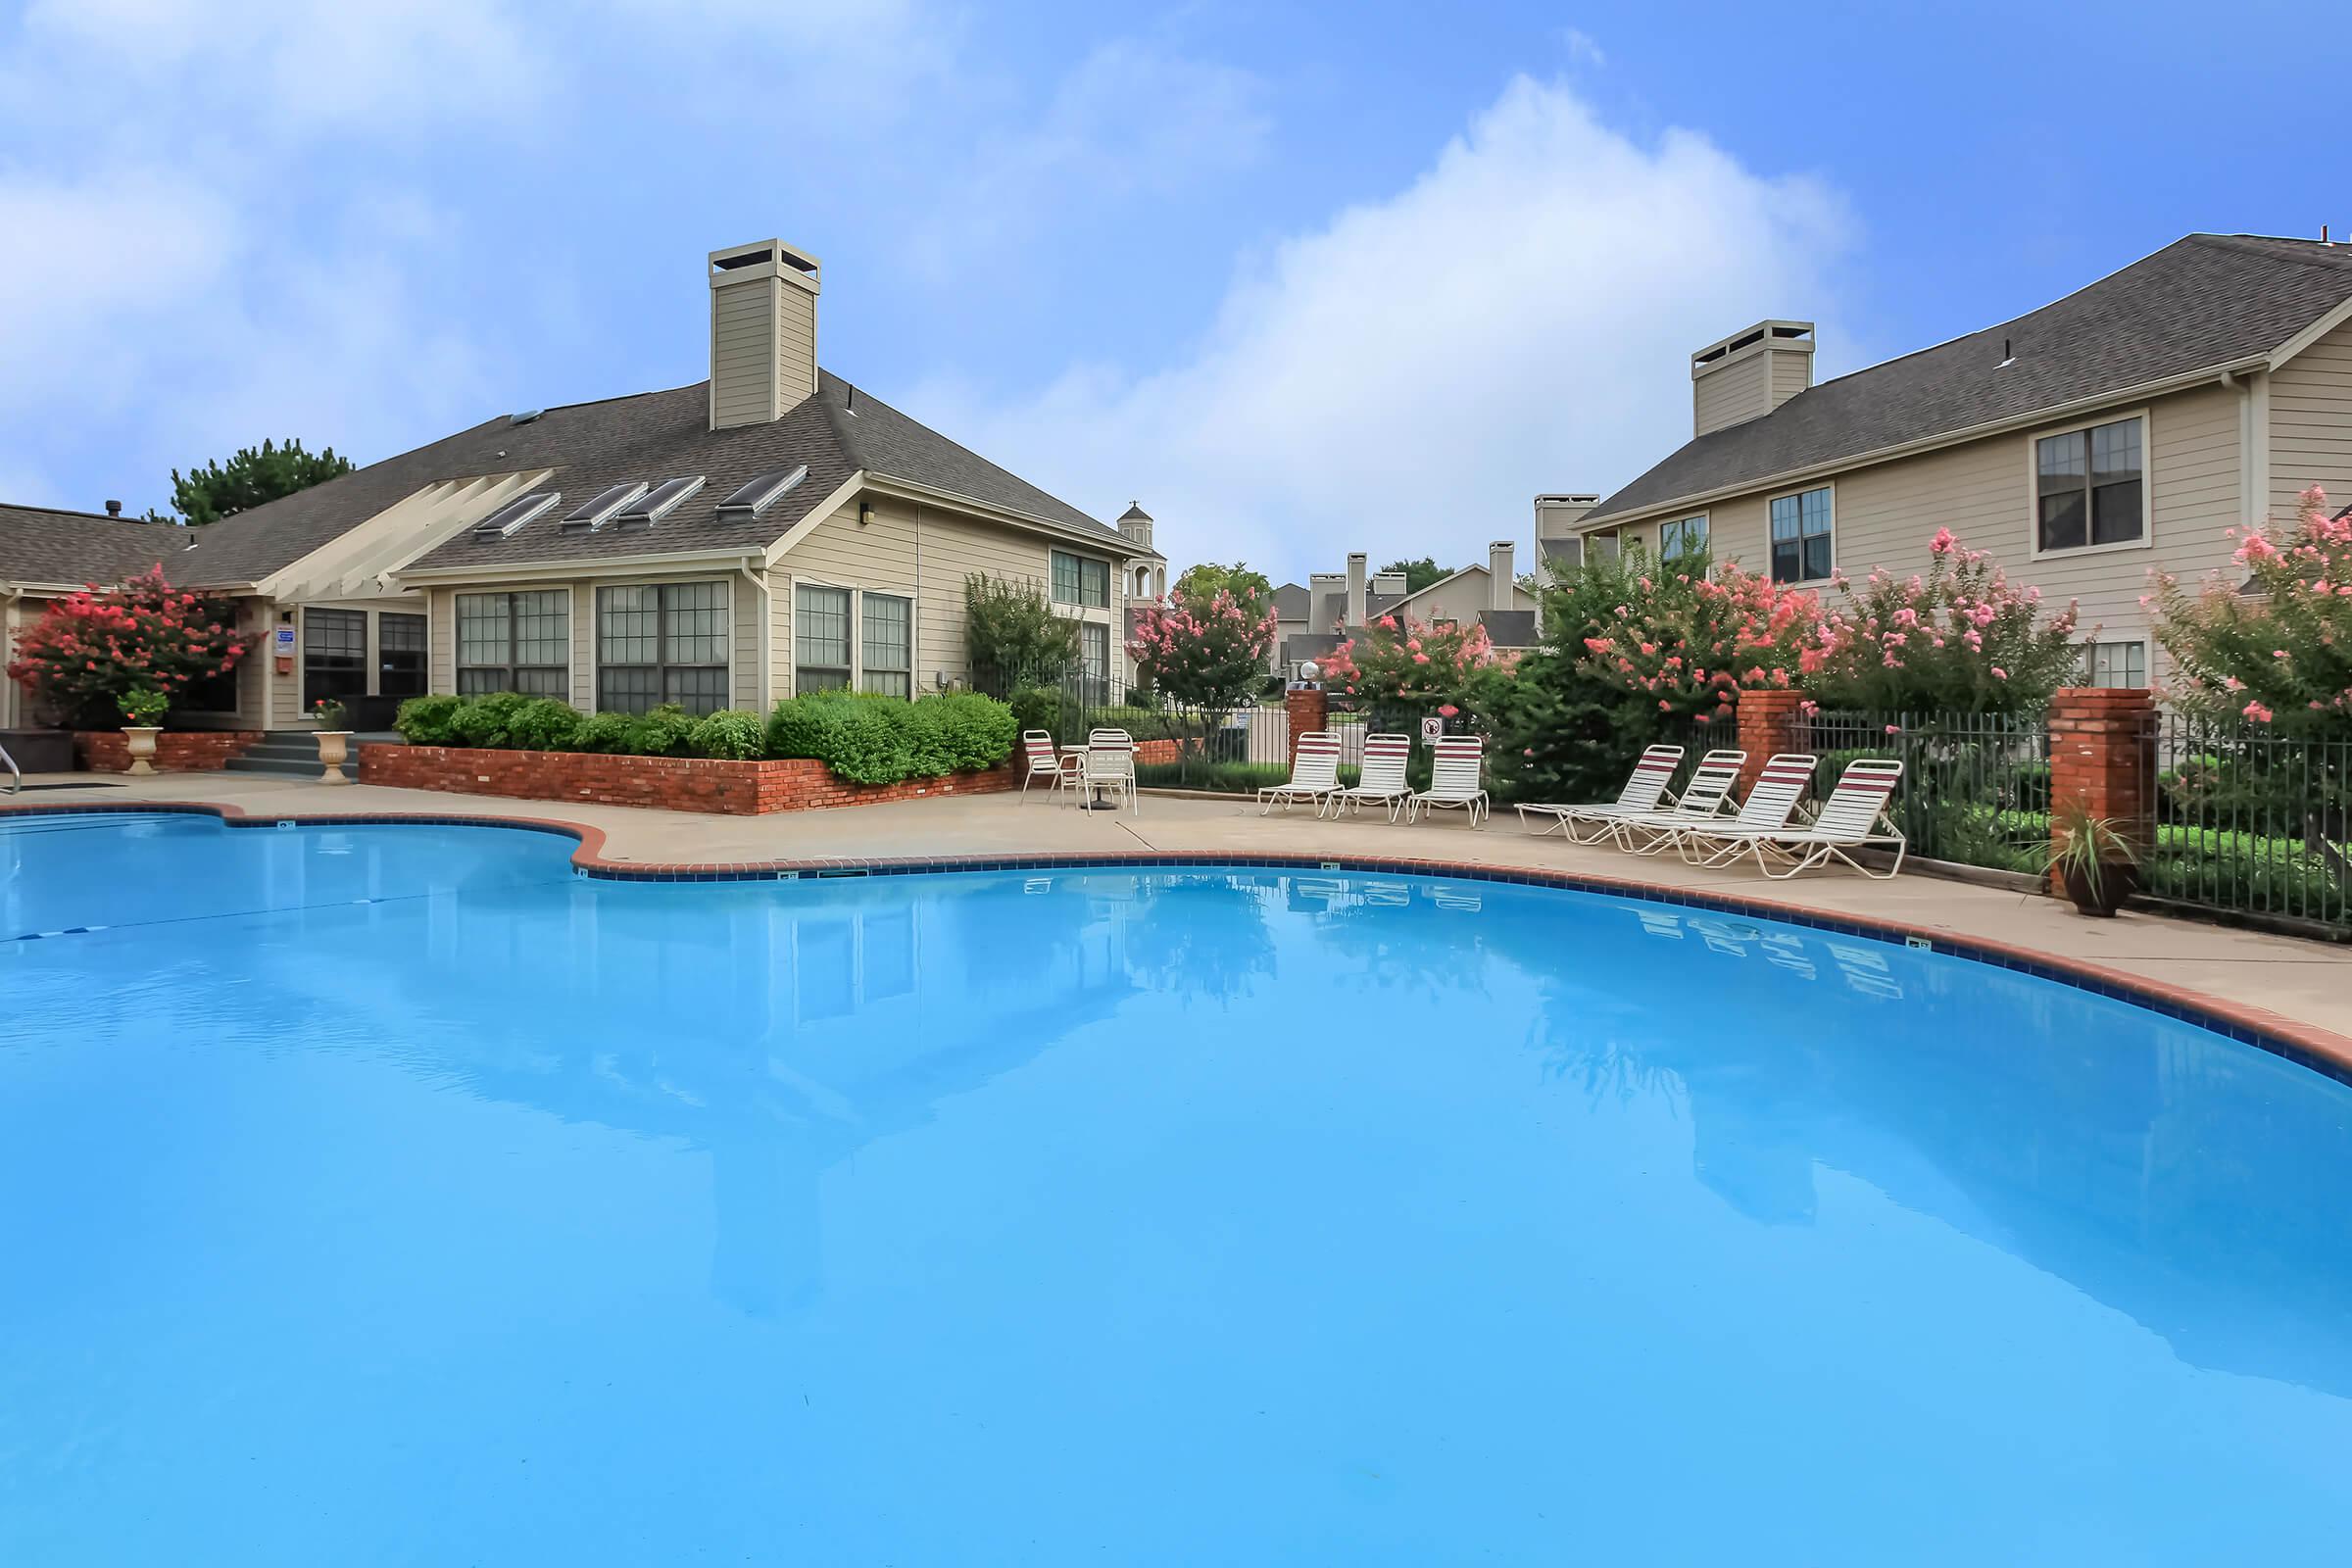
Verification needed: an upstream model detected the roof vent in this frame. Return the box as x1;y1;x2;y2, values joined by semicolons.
612;475;707;528
510;409;543;425
714;465;808;522
471;491;562;539
560;481;650;533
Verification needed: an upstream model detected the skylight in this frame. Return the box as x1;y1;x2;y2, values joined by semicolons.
470;491;562;539
612;475;706;528
714;465;808;522
560;481;650;533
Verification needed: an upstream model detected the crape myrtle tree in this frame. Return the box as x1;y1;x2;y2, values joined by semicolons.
5;566;251;727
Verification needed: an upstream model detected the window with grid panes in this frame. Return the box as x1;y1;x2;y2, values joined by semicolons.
794;584;852;693
597;581;728;713
455;591;569;697
860;593;912;697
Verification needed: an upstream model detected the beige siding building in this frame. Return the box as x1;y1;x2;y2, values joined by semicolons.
3;238;1157;741
1562;235;2352;687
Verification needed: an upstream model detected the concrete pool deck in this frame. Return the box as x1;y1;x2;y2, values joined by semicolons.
9;767;2349;1056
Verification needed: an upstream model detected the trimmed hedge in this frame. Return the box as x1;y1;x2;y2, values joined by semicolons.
392;691;1015;779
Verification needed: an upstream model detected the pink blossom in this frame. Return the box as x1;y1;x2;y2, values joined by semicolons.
1990;666;2008;680
1437;704;1459;718
1885;724;1900;735
2243;701;2275;723
1929;527;1957;556
1411;653;1430;665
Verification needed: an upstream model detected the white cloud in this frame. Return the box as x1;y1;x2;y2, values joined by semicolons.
906;75;1854;581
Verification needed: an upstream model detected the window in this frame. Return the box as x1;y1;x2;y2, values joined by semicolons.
455;590;569;697
1078;621;1110;704
2082;639;2147;689
794;584;852;693
1051;550;1110;609
2036;416;2143;552
597;581;728;713
1768;487;1834;583
303;609;368;707
860;593;912;698
1659;514;1709;560
377;612;427;698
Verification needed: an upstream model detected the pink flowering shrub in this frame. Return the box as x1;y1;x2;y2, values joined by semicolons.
1801;528;2082;713
1128;585;1278;717
6;565;250;727
1571;560;1816;721
2156;485;2352;736
1319;612;1498;713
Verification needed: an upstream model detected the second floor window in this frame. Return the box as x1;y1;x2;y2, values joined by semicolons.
2036;416;2143;552
1769;487;1833;583
1051;550;1110;609
1659;515;1708;560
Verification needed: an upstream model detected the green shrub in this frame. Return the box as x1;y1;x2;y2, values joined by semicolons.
690;710;765;760
505;698;583;752
448;691;534;749
394;694;467;746
1008;686;1061;739
571;711;634;753
621;704;699;758
764;691;1016;784
917;692;1017;773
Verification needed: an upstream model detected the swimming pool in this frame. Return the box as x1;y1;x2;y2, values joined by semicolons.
4;810;2349;1563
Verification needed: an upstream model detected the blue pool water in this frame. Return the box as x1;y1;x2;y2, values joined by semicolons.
4;811;2351;1563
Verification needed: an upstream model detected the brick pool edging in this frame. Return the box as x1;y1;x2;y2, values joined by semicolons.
9;796;2350;1090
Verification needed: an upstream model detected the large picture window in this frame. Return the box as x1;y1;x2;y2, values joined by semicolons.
860;593;912;697
1051;550;1110;609
1769;487;1834;583
455;590;569;697
794;584;852;693
597;581;727;714
1659;514;1709;561
2036;416;2143;552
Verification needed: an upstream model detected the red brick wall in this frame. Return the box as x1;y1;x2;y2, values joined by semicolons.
1285;685;1327;764
2046;686;2156;891
1133;738;1183;765
1733;690;1805;794
74;730;262;772
357;744;1014;816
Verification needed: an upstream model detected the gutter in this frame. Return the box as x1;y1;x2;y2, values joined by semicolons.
392;548;767;586
1578;352;2274;533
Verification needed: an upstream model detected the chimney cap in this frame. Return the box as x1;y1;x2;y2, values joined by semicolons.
1691;319;1814;377
1489;539;1515;551
104;499;122;516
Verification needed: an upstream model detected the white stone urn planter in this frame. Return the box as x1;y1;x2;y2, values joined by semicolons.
122;725;163;776
315;730;355;784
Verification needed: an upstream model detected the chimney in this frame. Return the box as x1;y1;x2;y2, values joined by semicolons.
709;239;821;431
1534;493;1596;540
104;499;123;517
1690;320;1813;437
1345;553;1368;629
1488;541;1515;612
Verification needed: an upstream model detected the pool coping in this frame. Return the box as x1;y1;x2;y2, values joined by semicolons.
11;796;2352;1090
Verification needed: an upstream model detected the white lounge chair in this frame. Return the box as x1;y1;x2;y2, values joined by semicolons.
1324;732;1412;822
1408;735;1488;826
1019;730;1082;804
1515;744;1684;840
1665;753;1820;864
1258;731;1343;814
1081;739;1138;812
1603;750;1749;854
1684;758;1908;879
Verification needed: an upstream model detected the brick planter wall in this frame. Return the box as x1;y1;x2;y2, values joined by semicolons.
1285;685;1327;764
1133;738;1183;765
1733;689;1806;794
74;730;262;772
357;744;1014;816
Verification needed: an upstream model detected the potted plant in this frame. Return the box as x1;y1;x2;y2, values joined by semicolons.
119;688;168;776
310;697;355;784
2041;797;2140;917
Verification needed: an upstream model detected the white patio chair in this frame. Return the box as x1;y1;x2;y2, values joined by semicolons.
1019;730;1082;805
1324;732;1412;822
1603;750;1749;855
1082;739;1138;813
1257;731;1343;814
1408;735;1488;826
1515;744;1684;840
1682;758;1907;879
1660;753;1819;863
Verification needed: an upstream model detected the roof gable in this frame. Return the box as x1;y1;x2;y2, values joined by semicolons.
1586;234;2352;523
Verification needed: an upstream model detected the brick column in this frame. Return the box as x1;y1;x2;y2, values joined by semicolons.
1285;684;1327;765
2045;686;2156;893
1734;689;1806;794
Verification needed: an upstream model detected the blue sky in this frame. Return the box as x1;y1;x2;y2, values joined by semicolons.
1;0;2340;579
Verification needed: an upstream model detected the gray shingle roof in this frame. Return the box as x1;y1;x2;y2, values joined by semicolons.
1477;608;1539;648
151;371;1118;585
0;503;186;587
1587;234;2352;523
1272;581;1310;621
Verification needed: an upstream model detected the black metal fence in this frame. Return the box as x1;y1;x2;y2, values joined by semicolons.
978;662;1300;793
1791;710;2051;873
2143;715;2351;933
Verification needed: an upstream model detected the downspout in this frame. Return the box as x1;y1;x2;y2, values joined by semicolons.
738;560;767;710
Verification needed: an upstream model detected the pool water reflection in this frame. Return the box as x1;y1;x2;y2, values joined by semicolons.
3;812;2350;1564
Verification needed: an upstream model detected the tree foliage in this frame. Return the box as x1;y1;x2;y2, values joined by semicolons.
158;437;355;525
963;573;1082;694
1129;584;1277;715
2157;484;2352;737
1380;557;1448;594
5;565;251;726
1173;561;1276;618
1319;610;1497;719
